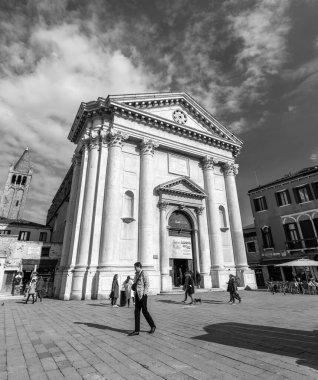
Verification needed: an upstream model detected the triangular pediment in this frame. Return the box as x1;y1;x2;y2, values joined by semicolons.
108;92;242;146
155;176;206;199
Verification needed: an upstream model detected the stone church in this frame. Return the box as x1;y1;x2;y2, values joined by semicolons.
49;92;256;300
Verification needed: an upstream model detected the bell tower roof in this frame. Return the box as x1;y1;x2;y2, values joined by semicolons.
13;148;32;173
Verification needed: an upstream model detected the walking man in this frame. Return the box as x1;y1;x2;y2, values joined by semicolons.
128;262;156;336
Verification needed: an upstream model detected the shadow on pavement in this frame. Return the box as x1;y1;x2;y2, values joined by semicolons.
74;322;129;334
193;322;318;371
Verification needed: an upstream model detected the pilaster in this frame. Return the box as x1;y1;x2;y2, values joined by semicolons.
54;152;81;298
70;126;100;300
158;201;171;292
195;206;212;288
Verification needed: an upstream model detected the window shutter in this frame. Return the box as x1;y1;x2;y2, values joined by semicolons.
263;196;268;210
268;227;274;247
307;185;314;200
286;190;291;204
293;188;300;203
254;198;260;212
312;183;318;199
261;228;266;247
275;192;282;206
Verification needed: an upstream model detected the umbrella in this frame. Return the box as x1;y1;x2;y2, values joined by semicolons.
275;259;318;267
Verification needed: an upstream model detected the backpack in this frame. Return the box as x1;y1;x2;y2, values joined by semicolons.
235;276;241;286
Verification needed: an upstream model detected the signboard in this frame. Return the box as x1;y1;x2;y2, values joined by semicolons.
169;236;192;259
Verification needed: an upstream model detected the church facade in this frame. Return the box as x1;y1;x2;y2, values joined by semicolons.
52;92;256;300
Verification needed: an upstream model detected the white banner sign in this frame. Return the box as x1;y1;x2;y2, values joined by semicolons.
169;236;192;259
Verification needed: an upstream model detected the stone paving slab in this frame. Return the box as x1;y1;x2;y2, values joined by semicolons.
1;291;318;379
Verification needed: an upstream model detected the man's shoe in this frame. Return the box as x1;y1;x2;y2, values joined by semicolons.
149;326;156;334
128;331;139;336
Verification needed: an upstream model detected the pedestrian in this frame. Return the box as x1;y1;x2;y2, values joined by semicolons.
181;271;195;305
110;274;119;308
308;278;316;295
128;262;156;336
227;274;241;305
25;278;37;304
35;276;45;302
195;271;201;289
123;276;134;307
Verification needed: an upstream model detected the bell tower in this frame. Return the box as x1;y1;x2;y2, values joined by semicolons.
0;148;33;220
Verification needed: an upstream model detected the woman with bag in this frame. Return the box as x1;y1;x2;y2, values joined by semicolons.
181;272;195;305
110;274;119;308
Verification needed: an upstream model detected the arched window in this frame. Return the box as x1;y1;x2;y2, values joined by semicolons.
16;175;21;185
219;206;227;228
123;191;134;218
11;175;16;184
21;176;27;186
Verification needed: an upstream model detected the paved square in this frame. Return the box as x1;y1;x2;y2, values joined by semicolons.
1;290;318;380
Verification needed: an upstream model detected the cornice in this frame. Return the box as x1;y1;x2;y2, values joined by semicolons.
110;101;241;157
68;92;242;158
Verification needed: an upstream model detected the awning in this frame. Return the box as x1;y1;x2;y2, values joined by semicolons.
275;258;318;267
22;259;58;271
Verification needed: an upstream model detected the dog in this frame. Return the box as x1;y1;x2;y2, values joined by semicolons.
194;298;201;304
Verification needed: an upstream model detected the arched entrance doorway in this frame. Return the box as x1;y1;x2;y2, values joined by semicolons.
168;210;196;287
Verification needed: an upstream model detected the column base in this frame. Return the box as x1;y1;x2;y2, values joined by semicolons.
58;267;75;300
96;269;116;300
53;269;63;298
84;267;98;300
161;275;172;292
70;267;87;300
200;274;212;289
211;268;231;289
236;267;257;289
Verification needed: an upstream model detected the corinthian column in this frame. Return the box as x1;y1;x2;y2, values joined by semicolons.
99;130;128;266
54;152;81;298
70;127;100;300
195;207;211;274
138;138;158;268
97;130;128;299
201;157;225;288
222;162;256;288
158;201;171;291
85;123;109;299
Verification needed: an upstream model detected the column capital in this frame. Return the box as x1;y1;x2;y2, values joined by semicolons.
108;130;129;148
195;206;205;215
140;138;159;156
158;201;169;211
221;162;239;176
200;156;216;171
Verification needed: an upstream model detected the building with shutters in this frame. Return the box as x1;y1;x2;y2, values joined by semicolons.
248;166;318;282
49;92;256;300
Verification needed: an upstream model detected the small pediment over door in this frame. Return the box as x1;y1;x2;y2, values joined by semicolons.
155;177;206;201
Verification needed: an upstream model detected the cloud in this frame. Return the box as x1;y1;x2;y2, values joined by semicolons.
0;12;155;223
227;0;291;104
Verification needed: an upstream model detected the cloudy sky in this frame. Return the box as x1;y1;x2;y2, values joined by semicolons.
0;0;318;226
